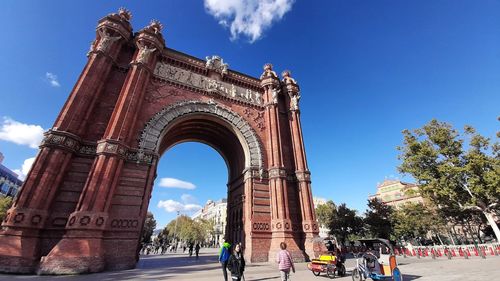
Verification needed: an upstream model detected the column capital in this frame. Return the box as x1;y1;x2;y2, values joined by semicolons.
295;170;311;183
260;63;281;93
88;8;133;57
268;167;287;179
40;129;81;152
135;20;166;51
131;20;165;70
95;140;158;165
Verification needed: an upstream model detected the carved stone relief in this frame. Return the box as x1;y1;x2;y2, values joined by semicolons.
154;62;263;106
205;55;228;76
95;28;121;53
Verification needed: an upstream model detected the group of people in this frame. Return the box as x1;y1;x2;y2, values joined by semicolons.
140;241;202;258
218;241;295;281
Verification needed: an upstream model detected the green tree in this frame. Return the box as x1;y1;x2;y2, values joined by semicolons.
392;203;432;241
199;218;216;242
364;198;394;240
398;120;500;241
141;211;157;244
166;215;204;243
157;227;170;245
329;203;364;245
315;200;336;227
0;196;13;222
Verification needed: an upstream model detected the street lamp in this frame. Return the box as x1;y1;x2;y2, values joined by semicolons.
173;211;180;247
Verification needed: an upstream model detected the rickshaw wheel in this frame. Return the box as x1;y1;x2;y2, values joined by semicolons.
337;264;346;277
352;268;362;281
312;271;321;276
392;267;403;281
326;267;335;279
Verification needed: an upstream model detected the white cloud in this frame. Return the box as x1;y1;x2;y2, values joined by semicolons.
13;157;36;180
157;199;202;213
181;194;197;204
158;177;196;189
45;72;60;87
204;0;294;42
0;117;45;149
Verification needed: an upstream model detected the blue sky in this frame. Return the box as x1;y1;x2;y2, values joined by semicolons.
0;1;498;228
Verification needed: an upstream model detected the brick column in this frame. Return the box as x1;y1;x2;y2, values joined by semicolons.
282;71;323;259
0;9;132;274
38;20;165;275
260;64;303;260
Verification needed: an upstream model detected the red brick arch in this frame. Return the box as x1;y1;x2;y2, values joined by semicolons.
0;9;322;275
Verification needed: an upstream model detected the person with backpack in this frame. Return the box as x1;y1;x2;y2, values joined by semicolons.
276;242;295;281
228;242;245;281
219;241;231;281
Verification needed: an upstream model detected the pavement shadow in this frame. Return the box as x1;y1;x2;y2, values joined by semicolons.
402;274;422;280
250;277;280;281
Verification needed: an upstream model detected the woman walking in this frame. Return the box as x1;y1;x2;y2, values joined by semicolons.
276;242;295;281
228;243;246;281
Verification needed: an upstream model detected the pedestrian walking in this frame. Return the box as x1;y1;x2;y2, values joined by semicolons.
276;242;295;281
219;241;231;281
188;242;194;257
195;243;201;259
228;243;245;281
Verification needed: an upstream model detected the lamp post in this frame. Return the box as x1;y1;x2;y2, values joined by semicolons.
173;211;180;248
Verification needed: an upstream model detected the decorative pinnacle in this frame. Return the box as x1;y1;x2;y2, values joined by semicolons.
118;7;132;21
148;19;164;33
264;63;273;71
281;70;291;78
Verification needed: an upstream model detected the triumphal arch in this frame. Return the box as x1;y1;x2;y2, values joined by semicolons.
0;8;322;274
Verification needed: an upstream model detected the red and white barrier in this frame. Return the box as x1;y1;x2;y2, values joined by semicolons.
395;242;500;259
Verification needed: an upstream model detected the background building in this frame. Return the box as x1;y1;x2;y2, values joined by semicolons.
369;179;424;207
0;152;23;198
313;197;331;238
192;198;227;246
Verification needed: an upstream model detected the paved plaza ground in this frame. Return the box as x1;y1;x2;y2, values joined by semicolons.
0;248;498;281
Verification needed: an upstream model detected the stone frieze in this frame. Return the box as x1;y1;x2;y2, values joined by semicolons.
153;62;263;106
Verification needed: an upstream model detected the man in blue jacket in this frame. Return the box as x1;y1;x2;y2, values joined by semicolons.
219;241;231;281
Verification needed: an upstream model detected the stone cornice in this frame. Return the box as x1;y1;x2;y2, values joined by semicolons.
40;130;157;165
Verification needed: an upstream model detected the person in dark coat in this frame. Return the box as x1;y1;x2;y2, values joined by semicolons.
228;243;245;281
195;243;201;259
188;243;194;257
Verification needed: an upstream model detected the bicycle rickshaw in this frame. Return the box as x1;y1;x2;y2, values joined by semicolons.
307;240;346;278
352;238;403;281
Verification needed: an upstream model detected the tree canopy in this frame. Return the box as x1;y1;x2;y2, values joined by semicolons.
0;196;12;222
364;198;394;240
328;203;364;244
398;119;500;241
141;211;157;244
165;215;214;243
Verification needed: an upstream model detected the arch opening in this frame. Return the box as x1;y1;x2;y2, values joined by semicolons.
151;141;229;248
143;101;261;247
157;114;246;181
